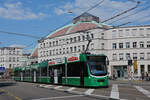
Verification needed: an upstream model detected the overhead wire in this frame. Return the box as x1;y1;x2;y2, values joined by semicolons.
43;0;105;37
109;0;150;25
101;0;140;23
0;30;41;39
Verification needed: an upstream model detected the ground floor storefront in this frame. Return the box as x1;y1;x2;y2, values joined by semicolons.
110;64;150;80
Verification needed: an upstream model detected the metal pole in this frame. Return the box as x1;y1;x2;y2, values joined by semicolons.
65;57;67;84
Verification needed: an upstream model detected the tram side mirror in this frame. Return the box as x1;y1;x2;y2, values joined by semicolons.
106;60;109;65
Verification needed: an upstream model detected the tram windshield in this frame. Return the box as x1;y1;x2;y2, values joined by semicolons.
87;56;107;76
88;62;107;76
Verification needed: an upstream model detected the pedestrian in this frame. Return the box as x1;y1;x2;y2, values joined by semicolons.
141;72;144;80
146;72;149;81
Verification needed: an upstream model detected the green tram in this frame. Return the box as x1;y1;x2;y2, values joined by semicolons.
14;53;109;87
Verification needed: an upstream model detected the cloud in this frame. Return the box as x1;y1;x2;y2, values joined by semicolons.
9;44;25;48
54;0;150;25
0;2;47;20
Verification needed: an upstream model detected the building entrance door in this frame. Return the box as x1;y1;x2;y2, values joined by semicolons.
114;66;127;79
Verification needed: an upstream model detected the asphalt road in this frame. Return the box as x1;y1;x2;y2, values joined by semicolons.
0;82;105;100
0;80;150;100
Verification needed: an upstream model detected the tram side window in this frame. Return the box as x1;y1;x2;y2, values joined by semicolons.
24;70;30;77
41;67;47;76
67;62;88;77
14;71;19;77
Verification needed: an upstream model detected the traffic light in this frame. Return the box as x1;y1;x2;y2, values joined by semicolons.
128;60;132;66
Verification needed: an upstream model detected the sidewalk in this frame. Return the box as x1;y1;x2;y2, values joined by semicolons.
110;79;150;86
0;79;16;87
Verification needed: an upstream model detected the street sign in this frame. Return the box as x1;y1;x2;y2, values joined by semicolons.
0;67;5;73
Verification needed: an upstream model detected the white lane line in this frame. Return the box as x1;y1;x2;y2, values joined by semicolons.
39;84;46;87
44;85;52;88
54;86;62;89
66;87;75;92
32;95;84;100
110;84;119;100
84;89;95;95
134;86;150;98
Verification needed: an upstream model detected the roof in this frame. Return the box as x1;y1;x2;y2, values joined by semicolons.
47;21;108;39
31;13;109;58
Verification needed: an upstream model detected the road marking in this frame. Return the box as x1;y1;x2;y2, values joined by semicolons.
54;86;62;89
32;95;84;100
134;86;150;98
66;87;75;92
84;89;95;95
44;85;52;88
0;88;22;100
110;84;119;99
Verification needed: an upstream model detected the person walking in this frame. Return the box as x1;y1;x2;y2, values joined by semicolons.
146;72;149;81
141;72;145;80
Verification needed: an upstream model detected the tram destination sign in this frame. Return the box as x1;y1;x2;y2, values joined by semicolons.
48;58;65;65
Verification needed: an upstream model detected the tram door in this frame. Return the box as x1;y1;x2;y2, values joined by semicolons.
33;70;36;82
21;72;23;81
54;69;58;84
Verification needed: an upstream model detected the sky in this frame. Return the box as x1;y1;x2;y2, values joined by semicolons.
0;0;149;53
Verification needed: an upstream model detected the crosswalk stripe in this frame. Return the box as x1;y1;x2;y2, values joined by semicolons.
134;86;150;98
110;84;119;99
66;87;75;92
54;86;62;89
84;89;95;95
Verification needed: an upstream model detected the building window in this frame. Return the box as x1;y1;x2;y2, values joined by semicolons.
78;36;81;41
63;48;65;54
101;33;104;39
13;57;15;62
74;46;76;52
147;41;150;48
126;53;130;60
148;65;150;73
66;48;69;53
140;53;144;59
9;64;12;68
74;37;76;42
78;46;81;52
101;43;104;50
43;43;45;48
70;38;73;43
82;45;85;51
119;53;123;60
147;52;150;59
119;30;123;37
133;53;137;60
70;47;73;53
112;43;116;49
119;43;123;48
59;49;61;54
126;42;130;48
82;35;85;41
56;41;58;46
56;49;58;54
17;57;19;62
91;43;94;50
49;42;51;47
133;42;137;48
53;41;55;46
91;34;94;39
140;41;144;48
9;57;11;62
112;53;117;61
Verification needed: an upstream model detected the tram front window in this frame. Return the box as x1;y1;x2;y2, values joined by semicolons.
88;62;107;76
